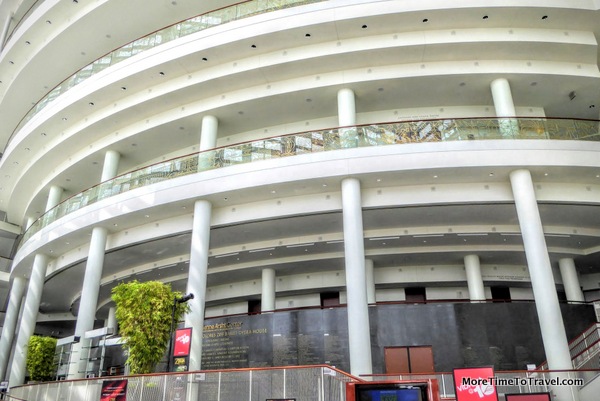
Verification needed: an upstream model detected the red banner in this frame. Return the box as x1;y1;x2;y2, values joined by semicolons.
453;367;498;401
505;394;551;401
173;328;192;357
100;379;127;401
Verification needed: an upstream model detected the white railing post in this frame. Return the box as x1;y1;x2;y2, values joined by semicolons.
249;370;252;401
284;368;288;399
217;372;222;401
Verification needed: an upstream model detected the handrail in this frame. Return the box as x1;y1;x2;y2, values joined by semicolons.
19;117;600;248
537;322;600;370
5;0;324;150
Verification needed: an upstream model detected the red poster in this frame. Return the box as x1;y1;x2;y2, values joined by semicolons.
453;367;498;401
505;394;551;401
100;379;127;401
173;328;192;357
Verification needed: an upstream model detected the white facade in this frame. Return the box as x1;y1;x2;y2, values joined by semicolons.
0;0;600;391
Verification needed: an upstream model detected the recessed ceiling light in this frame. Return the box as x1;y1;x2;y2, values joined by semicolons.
541;15;548;20
25;41;31;45
362;24;368;29
46;20;52;24
422;18;429;23
489;173;494;177
590;105;595;108
41;132;46;136
305;33;311;37
530;82;537;86
376;178;382;182
251;44;257;48
121;86;127;91
159;72;165;76
202;57;208;61
88;102;95;106
271;190;276;194
482;15;489;19
433;175;438;178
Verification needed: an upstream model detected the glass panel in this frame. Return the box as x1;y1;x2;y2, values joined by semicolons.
13;0;326;136
20;118;600;247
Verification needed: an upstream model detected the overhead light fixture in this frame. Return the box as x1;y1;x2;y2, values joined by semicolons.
215;252;239;258
568;91;576;100
249;247;275;253
286;243;315;248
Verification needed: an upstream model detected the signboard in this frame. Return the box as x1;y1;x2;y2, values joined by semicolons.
453;367;498;401
173;328;192;357
100;379;128;401
505;394;551;401
173;356;189;372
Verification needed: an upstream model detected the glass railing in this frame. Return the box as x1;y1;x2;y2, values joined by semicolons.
7;0;323;145
20;117;600;246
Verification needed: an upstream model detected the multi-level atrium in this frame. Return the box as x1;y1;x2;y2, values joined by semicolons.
0;0;599;390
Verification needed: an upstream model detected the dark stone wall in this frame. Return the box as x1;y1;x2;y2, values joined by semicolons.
198;302;595;373
101;302;596;374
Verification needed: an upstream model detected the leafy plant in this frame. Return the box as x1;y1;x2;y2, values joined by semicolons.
26;335;57;382
111;280;190;374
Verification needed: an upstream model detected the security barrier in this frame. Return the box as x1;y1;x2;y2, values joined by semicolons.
9;365;357;401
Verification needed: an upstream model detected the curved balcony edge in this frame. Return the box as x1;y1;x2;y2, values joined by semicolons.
18;117;600;249
4;0;325;150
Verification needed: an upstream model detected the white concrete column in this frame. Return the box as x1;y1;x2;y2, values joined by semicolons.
559;258;585;303
365;259;376;304
46;185;63;211
341;178;372;376
185;200;212;371
101;150;121;182
0;277;26;380
510;169;577;401
198;115;219;171
10;254;49;386
464;255;486;301
261;268;276;312
106;306;118;333
199;115;218;151
491;78;516;117
337;89;358;148
68;226;108;379
490;78;519;137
